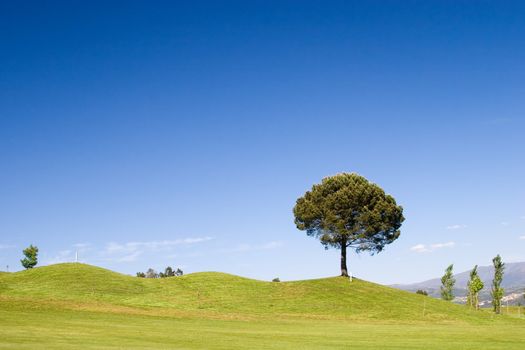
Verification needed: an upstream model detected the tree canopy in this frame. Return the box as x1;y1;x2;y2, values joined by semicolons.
467;265;484;310
491;255;505;314
293;173;404;276
21;244;38;269
440;264;455;301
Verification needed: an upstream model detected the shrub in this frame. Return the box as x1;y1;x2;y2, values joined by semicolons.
137;267;183;278
272;278;280;282
145;268;159;278
416;289;428;296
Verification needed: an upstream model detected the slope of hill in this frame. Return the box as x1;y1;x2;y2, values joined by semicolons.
392;262;525;305
1;263;524;349
0;263;516;324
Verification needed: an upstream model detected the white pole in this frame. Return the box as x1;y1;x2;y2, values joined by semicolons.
75;251;78;263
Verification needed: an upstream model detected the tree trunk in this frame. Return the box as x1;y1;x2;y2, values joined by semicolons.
340;239;348;277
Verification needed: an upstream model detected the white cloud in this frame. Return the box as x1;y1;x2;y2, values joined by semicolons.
519;236;525;240
430;242;455;249
43;250;74;265
102;237;213;262
73;243;91;249
501;222;510;226
409;244;429;253
115;251;142;262
446;224;467;230
0;244;15;250
410;241;455;254
220;241;284;254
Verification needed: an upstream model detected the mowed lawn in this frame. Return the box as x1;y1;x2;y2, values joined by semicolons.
1;264;524;349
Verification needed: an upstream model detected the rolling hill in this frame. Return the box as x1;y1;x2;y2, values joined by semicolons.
0;263;517;322
1;263;524;349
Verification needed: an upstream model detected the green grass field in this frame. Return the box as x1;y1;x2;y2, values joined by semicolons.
1;263;524;349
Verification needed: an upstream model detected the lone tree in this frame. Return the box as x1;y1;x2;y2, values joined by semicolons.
440;264;455;301
491;254;505;314
467;265;484;310
21;244;39;269
293;173;404;277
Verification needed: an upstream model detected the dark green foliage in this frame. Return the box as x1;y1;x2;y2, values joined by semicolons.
491;255;505;314
293;173;404;276
416;289;428;296
272;278;280;282
466;265;483;310
440;264;455;301
164;266;175;277
145;268;158;278
20;244;38;269
137;267;183;278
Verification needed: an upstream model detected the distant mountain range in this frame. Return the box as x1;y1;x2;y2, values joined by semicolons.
391;262;525;306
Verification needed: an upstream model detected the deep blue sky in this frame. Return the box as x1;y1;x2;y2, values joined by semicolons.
1;1;524;284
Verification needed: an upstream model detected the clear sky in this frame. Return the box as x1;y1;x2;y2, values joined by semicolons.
1;1;524;284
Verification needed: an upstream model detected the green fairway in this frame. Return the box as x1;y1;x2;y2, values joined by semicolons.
1;264;524;349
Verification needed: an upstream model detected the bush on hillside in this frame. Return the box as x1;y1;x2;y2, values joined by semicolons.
272;278;280;282
416;289;428;296
136;266;183;278
145;268;159;278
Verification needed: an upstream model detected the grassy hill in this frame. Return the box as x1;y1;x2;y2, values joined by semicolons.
1;263;524;349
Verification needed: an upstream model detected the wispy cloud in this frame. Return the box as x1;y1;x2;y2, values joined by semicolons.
410;241;455;254
410;244;429;253
446;224;467;230
102;237;213;262
430;242;455;249
43;250;74;265
73;243;92;249
219;241;284;254
501;222;510;226
0;244;15;250
519;236;525;240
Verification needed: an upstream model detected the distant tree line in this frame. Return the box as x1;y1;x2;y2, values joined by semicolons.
439;254;505;314
136;266;183;278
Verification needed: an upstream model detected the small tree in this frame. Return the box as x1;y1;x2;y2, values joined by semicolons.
164;266;175;277
175;268;183;276
136;272;146;278
491;254;505;314
440;264;455;301
21;245;39;269
416;289;428;296
272;277;280;282
145;268;158;278
293;173;404;276
466;265;484;310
